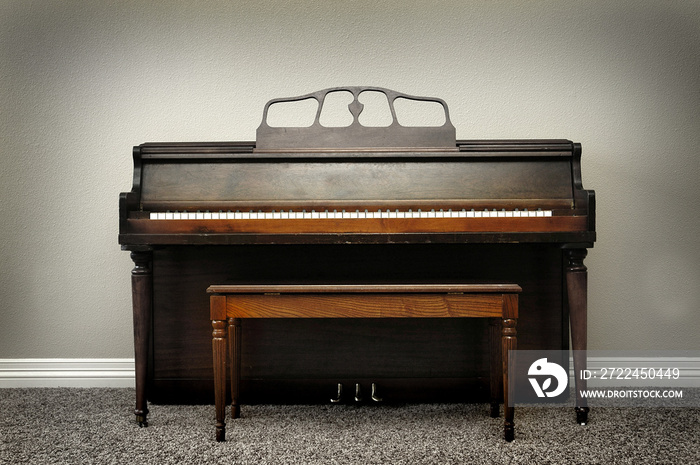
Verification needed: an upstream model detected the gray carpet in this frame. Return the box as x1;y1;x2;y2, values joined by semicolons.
1;388;698;464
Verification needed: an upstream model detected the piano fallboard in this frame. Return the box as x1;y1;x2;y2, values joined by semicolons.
120;141;595;247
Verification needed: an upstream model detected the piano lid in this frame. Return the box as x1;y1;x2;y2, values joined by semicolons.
255;87;457;151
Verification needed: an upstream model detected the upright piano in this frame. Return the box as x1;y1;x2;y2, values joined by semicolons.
119;87;595;427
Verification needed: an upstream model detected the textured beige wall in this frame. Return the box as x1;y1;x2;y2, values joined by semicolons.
1;1;698;358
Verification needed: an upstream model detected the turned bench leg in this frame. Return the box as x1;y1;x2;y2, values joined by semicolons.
502;317;517;442
212;319;228;442
229;318;241;420
489;318;502;418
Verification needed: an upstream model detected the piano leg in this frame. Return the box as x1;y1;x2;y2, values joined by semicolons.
130;250;152;427
566;248;589;425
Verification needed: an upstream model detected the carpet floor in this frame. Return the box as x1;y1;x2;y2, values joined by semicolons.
1;388;698;464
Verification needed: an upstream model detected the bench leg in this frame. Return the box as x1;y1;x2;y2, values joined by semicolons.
489;318;502;418
229;318;241;420
212;319;228;442
502;318;517;442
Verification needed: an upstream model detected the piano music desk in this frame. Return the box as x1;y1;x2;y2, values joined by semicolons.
208;283;521;442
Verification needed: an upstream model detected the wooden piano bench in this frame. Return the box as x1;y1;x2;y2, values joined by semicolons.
208;283;521;443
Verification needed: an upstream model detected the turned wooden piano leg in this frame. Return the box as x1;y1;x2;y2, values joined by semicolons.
567;248;589;425
130;250;152;428
502;317;517;442
229;318;241;420
489;318;502;418
212;319;228;442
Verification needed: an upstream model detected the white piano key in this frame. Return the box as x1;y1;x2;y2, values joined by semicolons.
497;210;506;218
544;210;552;217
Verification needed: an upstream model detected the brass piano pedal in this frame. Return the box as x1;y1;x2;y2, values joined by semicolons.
371;383;383;402
330;383;343;403
354;383;363;402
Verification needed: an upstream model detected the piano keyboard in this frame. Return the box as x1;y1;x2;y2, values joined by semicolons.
149;209;553;220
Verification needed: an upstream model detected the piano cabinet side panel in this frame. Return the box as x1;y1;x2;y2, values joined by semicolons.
150;244;564;404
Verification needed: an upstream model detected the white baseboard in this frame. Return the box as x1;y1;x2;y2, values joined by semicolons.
0;359;135;388
1;357;697;389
